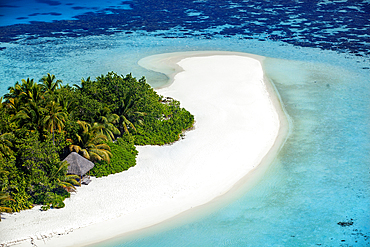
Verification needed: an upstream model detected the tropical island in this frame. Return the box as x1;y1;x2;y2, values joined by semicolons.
0;72;194;215
0;52;284;247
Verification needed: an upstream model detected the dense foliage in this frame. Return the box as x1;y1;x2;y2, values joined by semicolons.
89;137;138;177
0;72;194;215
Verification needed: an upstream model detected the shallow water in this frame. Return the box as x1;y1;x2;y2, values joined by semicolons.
0;0;369;246
92;53;370;247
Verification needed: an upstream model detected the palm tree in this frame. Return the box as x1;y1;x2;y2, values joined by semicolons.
0;133;14;158
8;78;41;106
4;97;22;117
4;79;47;138
0;97;15;134
117;93;145;134
5;78;44;112
5;78;43;103
94;113;120;142
51;161;80;192
57;174;80;192
43;101;67;145
69;121;112;162
57;95;75;114
0;192;14;221
4;81;22;101
13;101;46;135
20;78;35;92
22;80;44;104
39;73;62;94
0;97;5;112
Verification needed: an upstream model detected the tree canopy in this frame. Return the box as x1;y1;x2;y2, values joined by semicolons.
0;72;194;215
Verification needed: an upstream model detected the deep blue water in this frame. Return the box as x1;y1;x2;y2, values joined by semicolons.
0;0;369;246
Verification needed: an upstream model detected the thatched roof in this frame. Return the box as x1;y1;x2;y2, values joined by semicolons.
63;152;94;176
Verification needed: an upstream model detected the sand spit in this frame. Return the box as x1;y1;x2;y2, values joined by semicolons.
1;52;287;247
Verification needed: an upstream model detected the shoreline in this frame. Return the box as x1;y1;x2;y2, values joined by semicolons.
0;51;289;247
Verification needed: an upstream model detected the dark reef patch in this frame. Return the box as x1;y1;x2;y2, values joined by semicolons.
0;4;19;8
338;220;354;227
72;6;89;10
29;12;62;17
29;13;41;17
0;0;369;57
36;0;61;6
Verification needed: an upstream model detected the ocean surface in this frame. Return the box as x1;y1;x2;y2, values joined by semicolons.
0;0;369;246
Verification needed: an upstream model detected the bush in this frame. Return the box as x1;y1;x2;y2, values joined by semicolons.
6;185;33;212
134;100;194;145
90;137;138;177
40;192;66;211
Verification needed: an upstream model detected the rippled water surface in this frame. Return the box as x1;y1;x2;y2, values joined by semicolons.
0;0;369;246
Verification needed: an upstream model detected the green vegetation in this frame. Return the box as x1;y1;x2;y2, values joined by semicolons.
89;137;138;177
0;72;194;216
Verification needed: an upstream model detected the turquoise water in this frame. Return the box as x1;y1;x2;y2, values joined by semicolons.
91;47;370;247
0;0;369;246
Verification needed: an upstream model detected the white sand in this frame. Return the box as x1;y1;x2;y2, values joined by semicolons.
0;52;286;247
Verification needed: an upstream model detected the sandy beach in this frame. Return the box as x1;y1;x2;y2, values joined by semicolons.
0;52;287;247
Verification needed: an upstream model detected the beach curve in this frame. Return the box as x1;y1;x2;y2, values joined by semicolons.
0;51;288;247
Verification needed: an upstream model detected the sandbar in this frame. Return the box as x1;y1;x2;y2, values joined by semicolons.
0;51;288;247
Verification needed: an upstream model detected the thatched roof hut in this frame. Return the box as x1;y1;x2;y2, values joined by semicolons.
63;152;94;176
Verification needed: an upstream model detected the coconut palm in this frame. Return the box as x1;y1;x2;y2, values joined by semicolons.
4;97;22;117
0;133;14;158
76;76;92;89
5;78;44;105
22;80;44;104
43;101;67;145
51;161;80;192
57;174;80;192
57;95;75;114
0;97;15;134
94;113;120;142
0;97;5;115
39;73;62;94
69;121;112;162
4;78;42;103
20;78;36;92
4;82;22;101
9;78;40;106
4;79;47;137
13;101;46;134
117;93;145;134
